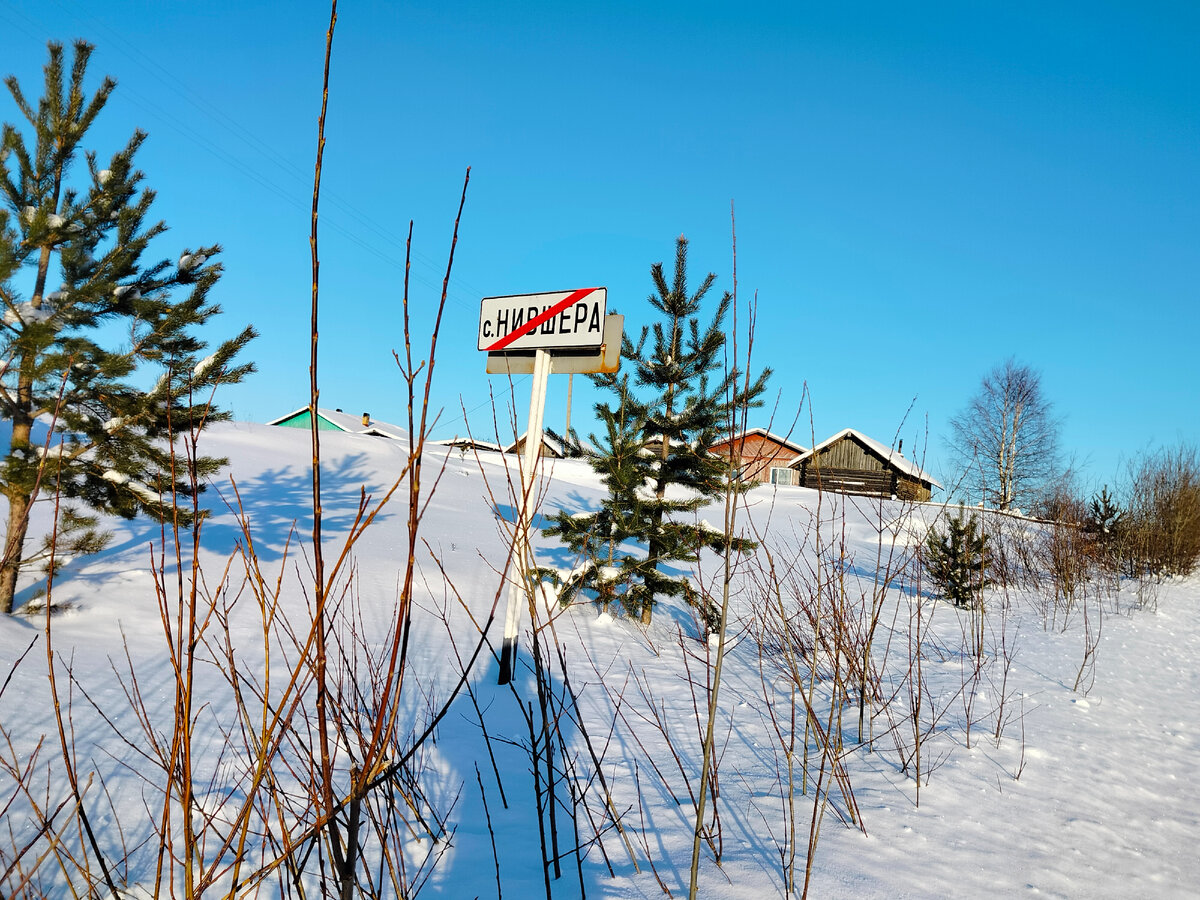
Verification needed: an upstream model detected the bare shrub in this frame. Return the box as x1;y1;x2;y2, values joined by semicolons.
745;515;866;898
1033;483;1098;629
1119;443;1200;579
988;587;1022;743
980;510;1035;592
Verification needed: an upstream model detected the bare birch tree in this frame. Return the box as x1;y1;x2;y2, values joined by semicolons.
948;358;1060;512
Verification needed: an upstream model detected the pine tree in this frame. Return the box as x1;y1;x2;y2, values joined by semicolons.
547;236;768;626
543;426;585;458
923;510;990;608
0;42;255;614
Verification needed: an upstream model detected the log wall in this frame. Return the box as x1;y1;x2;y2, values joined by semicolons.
798;434;932;501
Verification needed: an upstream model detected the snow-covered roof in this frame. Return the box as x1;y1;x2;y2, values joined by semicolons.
429;436;504;453
711;427;807;456
641;435;688;454
789;427;942;488
361;421;409;440
504;431;565;457
266;407;409;440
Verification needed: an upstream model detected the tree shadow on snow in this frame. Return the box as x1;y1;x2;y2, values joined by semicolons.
492;502;555;537
42;452;399;577
202;451;399;559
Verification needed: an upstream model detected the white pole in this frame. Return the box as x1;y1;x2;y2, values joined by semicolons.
498;347;552;684
565;372;573;438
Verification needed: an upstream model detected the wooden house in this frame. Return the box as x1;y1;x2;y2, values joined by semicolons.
708;428;807;485
788;428;940;501
504;431;566;459
268;407;408;440
639;435;687;458
429;436;503;453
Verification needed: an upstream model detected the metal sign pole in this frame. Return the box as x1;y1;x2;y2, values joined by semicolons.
498;346;552;684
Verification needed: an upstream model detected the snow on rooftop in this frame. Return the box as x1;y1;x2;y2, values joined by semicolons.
504;430;564;457
712;426;808;455
265;406;409;440
429;436;504;452
792;426;943;487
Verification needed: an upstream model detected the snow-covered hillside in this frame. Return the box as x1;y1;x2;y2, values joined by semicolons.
0;421;1196;898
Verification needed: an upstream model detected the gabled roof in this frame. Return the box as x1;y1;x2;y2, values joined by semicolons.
267;407;408;440
790;427;942;488
360;420;408;440
711;427;807;456
503;431;565;458
429;436;504;453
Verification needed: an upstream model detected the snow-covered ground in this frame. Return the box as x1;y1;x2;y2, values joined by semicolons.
1;421;1196;898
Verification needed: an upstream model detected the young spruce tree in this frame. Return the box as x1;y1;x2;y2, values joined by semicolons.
548;236;767;626
544;371;646;610
923;509;991;608
0;42;256;614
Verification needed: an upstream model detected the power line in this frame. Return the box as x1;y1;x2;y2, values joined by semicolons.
3;2;488;314
2;2;548;435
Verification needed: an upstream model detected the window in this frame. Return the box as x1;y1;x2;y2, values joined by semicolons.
770;467;794;486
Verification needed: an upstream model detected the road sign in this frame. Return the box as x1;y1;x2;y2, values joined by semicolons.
478;287;607;352
486;314;623;375
480;286;618;685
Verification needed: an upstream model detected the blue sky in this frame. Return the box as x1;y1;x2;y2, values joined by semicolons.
3;0;1197;493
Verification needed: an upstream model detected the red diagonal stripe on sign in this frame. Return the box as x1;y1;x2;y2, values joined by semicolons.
485;287;599;352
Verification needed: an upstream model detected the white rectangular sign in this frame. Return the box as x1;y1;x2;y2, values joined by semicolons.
486;314;623;375
478;287;607;352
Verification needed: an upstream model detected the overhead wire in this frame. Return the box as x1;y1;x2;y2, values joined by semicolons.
2;1;487;314
1;1;533;425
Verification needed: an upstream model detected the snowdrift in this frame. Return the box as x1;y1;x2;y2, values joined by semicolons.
0;421;1196;898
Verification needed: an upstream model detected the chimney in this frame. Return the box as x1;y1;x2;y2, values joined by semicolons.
362;412;370;426
898;439;903;456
